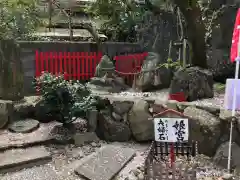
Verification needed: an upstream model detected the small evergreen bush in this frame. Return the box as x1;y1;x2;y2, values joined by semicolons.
33;72;101;125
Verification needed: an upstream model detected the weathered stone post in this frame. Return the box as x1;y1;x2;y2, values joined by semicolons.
0;40;24;100
87;109;98;132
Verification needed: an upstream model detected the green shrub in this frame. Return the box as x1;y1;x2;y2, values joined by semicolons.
33;72;101;125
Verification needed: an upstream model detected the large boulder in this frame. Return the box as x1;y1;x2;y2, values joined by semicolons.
219;109;240;145
0;40;24;100
96;110;131;142
128;100;153;141
34;99;56;123
183;106;221;156
112;101;134;115
207;5;238;82
13;96;40;119
135;52;172;91
214;142;240;169
169;67;214;101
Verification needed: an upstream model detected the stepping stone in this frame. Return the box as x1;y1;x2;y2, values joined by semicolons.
8;119;40;133
75;145;135;180
0;122;58;150
0;146;51;173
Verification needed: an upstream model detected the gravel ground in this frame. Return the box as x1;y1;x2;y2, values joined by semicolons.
1;88;237;180
0;141;149;180
0;142;238;180
91;88;226;109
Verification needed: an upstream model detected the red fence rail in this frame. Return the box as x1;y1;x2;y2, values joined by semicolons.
35;51;148;84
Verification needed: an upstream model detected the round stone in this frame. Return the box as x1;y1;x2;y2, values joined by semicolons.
8;119;40;133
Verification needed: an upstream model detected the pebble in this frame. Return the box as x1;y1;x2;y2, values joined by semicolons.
221;173;233;180
137;173;144;180
71;149;84;159
131;169;140;176
90;142;98;147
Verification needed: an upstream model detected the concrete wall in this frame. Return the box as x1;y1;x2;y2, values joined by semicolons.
18;41;143;95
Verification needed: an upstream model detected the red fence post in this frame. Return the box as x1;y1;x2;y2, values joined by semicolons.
87;52;91;79
63;52;66;79
68;52;72;80
35;50;40;77
59;52;63;75
49;52;53;74
35;51;40;95
54;51;58;75
42;52;46;75
77;52;80;80
81;52;84;80
72;52;75;80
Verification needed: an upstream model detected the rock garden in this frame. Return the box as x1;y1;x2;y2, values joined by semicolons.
0;52;239;180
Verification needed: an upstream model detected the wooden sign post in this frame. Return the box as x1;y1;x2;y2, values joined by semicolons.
153;109;189;167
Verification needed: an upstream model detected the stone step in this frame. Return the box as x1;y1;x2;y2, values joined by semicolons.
0;122;57;151
0;146;51;173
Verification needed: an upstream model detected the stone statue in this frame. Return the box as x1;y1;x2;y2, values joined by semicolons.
94;55;115;78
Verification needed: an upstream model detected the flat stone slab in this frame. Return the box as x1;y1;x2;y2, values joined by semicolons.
75;145;135;180
8;119;40;133
0;122;59;150
0;146;51;173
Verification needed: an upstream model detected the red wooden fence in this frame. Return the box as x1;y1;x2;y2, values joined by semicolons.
35;51;102;80
35;51;148;84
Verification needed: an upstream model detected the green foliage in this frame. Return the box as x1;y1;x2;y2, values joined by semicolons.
33;72;101;124
214;83;226;93
86;0;145;42
0;0;41;40
86;0;176;42
158;58;181;70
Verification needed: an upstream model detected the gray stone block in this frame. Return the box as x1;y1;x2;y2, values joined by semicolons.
75;145;135;180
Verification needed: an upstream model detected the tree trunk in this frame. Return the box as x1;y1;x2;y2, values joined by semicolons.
145;0;207;68
173;0;207;68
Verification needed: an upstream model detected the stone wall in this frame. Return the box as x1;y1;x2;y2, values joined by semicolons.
14;93;239;158
18;41;143;95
